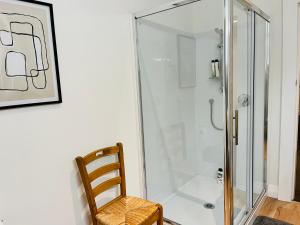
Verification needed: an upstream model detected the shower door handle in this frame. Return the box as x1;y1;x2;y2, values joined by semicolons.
233;110;239;145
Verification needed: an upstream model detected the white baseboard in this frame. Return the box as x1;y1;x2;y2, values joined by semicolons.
267;184;278;198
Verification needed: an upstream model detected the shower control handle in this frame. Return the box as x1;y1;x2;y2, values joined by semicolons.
233;110;239;145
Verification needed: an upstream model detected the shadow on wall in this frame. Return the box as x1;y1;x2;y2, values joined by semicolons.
70;162;92;225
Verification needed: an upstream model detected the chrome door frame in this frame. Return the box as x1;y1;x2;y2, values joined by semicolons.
134;0;202;19
247;9;255;212
224;0;234;225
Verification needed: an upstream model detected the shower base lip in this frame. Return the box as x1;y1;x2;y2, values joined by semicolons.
164;218;181;225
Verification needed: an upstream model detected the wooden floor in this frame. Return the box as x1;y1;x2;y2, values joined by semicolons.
259;197;300;225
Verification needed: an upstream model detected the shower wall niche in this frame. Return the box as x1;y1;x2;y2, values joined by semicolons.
135;0;270;225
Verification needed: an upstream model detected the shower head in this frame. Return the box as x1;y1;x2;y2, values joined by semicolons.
214;28;223;35
215;28;224;49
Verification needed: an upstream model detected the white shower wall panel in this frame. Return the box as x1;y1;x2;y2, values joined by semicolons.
195;31;224;178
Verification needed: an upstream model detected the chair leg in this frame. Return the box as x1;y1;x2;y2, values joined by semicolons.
157;204;163;225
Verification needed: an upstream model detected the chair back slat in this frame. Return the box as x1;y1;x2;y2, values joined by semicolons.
75;143;126;225
92;176;122;197
89;163;120;182
84;146;119;164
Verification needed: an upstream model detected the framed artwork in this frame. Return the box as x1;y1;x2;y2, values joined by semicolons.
0;0;61;109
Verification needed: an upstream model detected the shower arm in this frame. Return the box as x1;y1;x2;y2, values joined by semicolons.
209;99;224;131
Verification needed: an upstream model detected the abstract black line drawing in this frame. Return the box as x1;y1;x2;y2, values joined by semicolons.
0;0;61;109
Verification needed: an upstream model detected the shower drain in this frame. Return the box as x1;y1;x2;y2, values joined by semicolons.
203;203;215;209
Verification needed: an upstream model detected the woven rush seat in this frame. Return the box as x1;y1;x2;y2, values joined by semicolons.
96;196;160;225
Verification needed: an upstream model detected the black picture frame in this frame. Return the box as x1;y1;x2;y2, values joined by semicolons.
0;0;62;110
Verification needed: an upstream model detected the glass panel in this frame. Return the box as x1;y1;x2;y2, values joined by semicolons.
232;2;250;224
252;13;267;205
136;0;224;224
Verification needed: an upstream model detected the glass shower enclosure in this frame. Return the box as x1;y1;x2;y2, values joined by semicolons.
134;0;270;224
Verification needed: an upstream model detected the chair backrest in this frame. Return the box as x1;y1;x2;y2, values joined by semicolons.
75;143;126;225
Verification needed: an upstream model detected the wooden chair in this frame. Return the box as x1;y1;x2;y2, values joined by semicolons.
76;143;163;225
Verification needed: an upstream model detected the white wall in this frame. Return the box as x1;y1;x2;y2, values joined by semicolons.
0;0;173;225
278;0;299;201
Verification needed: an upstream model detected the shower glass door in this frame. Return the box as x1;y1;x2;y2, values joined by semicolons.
232;2;251;224
232;1;269;224
135;0;225;224
252;12;269;206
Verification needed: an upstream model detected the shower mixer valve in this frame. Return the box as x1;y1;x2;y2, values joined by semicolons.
238;94;250;107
